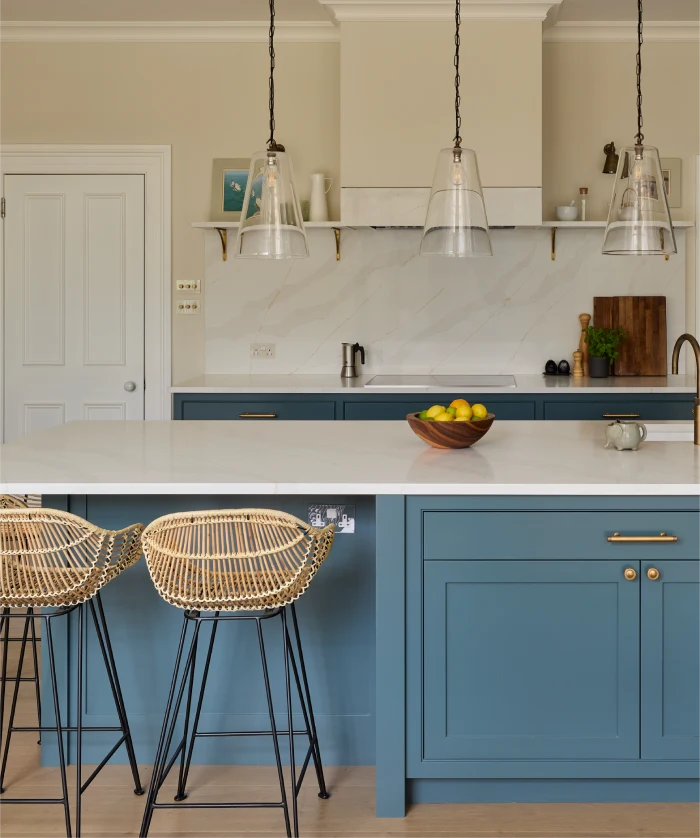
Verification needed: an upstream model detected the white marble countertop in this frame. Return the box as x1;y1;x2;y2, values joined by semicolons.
1;420;698;496
171;374;697;395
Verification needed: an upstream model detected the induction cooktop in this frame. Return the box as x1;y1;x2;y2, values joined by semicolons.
363;375;516;388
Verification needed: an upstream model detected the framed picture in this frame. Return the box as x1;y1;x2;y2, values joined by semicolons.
210;158;250;221
660;158;681;208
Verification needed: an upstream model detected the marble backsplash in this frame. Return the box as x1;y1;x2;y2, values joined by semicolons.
204;227;688;375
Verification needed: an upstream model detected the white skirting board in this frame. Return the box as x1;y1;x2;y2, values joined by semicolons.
340;187;542;227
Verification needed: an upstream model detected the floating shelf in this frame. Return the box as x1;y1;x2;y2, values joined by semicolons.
193;221;344;260
542;220;694;260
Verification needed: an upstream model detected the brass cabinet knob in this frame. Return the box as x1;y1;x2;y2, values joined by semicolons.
624;567;637;581
647;567;660;581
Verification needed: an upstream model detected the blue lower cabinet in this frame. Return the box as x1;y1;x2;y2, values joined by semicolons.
343;399;535;421
544;399;694;421
422;560;640;761
175;396;336;420
642;561;700;761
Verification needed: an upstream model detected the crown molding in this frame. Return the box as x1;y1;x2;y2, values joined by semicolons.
544;21;700;43
0;20;340;43
319;1;562;23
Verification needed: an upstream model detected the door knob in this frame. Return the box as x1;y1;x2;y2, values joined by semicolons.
647;567;660;581
623;567;637;581
124;381;137;392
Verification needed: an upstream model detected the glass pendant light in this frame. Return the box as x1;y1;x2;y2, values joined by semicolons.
235;0;308;259
420;0;492;257
602;0;676;256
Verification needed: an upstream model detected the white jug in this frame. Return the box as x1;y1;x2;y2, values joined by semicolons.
309;173;332;222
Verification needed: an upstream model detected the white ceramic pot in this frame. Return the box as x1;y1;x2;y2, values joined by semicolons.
309;173;332;222
605;419;648;451
555;205;578;221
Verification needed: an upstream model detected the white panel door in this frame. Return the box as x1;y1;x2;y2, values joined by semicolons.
3;174;145;441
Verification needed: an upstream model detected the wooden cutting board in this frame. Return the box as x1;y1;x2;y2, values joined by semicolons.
592;296;666;376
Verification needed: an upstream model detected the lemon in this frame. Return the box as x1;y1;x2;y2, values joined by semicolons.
455;404;472;420
418;410;429;420
434;411;454;422
426;405;446;419
454;416;469;422
446;406;457;418
449;398;470;409
472;403;488;420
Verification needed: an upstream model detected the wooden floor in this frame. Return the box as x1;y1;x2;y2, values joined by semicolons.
1;626;698;837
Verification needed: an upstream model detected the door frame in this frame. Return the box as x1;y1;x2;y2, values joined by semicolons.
0;144;171;438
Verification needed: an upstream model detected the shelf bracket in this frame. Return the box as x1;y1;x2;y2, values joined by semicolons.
216;227;228;261
332;226;341;260
550;226;557;260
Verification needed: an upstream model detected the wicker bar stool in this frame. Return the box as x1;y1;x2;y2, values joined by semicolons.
0;496;42;747
139;508;335;838
0;507;146;837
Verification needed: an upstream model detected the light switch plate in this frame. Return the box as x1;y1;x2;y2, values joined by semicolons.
176;299;200;315
176;280;200;293
308;504;355;534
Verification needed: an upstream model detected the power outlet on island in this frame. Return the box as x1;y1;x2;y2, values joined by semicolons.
308;504;355;534
250;343;276;359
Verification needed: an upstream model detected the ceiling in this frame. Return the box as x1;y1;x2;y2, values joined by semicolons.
1;0;697;22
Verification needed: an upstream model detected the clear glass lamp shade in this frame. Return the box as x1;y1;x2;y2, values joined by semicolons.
234;149;309;259
420;147;492;257
602;144;676;256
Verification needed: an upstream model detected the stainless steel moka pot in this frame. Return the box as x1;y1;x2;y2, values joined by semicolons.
340;342;366;378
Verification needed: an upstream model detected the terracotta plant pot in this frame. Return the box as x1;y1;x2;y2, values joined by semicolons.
589;356;610;378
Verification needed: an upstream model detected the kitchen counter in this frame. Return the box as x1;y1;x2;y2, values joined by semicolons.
171;373;697;395
2;419;698;496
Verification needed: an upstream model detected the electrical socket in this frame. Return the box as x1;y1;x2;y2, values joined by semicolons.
250;343;276;358
176;300;200;315
176;280;200;293
308;504;355;534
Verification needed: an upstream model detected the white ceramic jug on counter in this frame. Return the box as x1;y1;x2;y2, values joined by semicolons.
309;173;331;222
605;419;647;451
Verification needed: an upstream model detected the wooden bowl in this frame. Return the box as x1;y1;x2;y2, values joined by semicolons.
406;412;495;449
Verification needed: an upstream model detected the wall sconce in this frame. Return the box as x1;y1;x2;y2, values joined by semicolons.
602;142;619;174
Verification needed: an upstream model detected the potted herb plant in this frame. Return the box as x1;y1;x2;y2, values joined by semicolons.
583;326;627;378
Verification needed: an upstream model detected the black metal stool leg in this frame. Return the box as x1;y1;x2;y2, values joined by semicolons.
290;603;329;799
257;617;292;838
46;615;72;838
0;608;9;780
28;609;42;744
174;620;199;801
176;613;219;801
75;604;84;837
88;596;144;795
141;616;200;838
0;612;31;792
281;609;299;838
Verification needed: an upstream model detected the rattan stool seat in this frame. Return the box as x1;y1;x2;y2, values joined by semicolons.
0;509;143;609
142;509;334;611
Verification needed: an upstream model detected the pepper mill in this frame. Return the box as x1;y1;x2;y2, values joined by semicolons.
572;350;584;378
578;313;591;376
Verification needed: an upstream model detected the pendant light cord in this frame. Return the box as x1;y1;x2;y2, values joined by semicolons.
453;0;462;148
267;0;284;152
635;0;644;145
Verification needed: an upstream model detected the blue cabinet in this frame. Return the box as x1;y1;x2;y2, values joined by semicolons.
422;560;640;761
343;399;535;420
544;399;694;421
174;395;336;420
642;561;700;761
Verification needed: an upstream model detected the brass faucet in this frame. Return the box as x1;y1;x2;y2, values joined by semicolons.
671;333;700;445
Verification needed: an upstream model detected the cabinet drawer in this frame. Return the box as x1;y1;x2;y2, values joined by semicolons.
422;511;700;560
344;399;535;421
544;399;694;421
177;398;336;421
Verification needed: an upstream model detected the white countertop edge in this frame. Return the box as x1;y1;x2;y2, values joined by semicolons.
4;483;698;496
171;385;697;395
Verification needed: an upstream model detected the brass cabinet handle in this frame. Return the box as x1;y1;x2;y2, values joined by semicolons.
624;567;637;581
238;413;278;419
602;413;641;419
608;532;678;543
647;567;660;581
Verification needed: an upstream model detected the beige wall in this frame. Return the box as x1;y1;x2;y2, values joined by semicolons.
1;41;340;382
341;21;542;187
543;40;699;221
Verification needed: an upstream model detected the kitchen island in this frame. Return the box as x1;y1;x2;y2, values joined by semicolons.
1;420;698;815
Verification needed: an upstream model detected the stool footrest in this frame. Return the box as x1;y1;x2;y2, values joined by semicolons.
1;798;66;805
153;802;284;809
10;725;122;732
195;728;309;738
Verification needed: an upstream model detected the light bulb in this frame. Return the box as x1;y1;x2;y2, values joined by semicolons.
451;148;463;186
265;154;278;188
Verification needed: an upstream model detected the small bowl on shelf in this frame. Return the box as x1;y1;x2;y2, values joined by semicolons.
555;206;579;222
406;412;495;450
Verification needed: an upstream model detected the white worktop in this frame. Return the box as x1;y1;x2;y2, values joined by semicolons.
171;374;697;395
1;420;697;496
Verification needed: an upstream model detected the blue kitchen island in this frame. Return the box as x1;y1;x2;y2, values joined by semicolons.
1;419;698;815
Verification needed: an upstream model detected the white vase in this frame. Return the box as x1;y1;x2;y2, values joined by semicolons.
309;173;331;222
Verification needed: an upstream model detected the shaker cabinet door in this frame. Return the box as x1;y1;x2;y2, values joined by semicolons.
422;561;640;761
641;561;700;760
